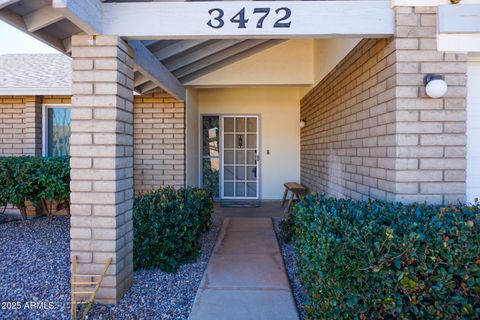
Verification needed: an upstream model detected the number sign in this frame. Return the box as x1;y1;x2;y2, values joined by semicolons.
208;7;292;30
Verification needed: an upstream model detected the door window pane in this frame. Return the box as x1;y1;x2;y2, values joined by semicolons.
247;166;257;180
247;182;257;197
224;150;234;165
47;107;71;157
236;134;245;149
236;118;246;132
202;116;219;157
224;182;234;197
224;117;234;132
236;150;246;164
224;134;234;148
224;166;234;180
247;134;257;148
235;182;245;197
235;166;245;180
202;158;219;198
247;151;256;165
247;118;257;132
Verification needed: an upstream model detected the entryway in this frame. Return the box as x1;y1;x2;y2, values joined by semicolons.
201;114;260;200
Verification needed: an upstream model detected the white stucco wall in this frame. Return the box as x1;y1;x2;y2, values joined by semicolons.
186;88;199;187
195;87;301;199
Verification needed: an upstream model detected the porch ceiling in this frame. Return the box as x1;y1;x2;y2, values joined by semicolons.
0;0;285;98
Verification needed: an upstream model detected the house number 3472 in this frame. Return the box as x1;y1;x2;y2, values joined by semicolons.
207;7;292;29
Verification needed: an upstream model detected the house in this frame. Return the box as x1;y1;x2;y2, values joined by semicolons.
0;0;479;304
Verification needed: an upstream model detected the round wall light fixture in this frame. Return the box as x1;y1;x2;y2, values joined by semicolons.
299;120;306;129
424;74;448;98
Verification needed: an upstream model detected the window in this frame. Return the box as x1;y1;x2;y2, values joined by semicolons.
43;106;71;157
201;115;220;198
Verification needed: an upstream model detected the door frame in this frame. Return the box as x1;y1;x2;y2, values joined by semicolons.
220;115;260;200
199;113;261;200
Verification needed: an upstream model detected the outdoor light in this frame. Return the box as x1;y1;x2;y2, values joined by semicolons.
424;74;448;98
299;120;306;129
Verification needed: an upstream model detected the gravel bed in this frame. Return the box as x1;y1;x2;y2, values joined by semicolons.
273;217;307;320
0;216;71;320
0;216;222;320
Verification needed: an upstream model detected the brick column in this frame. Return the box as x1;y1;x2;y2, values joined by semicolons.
70;35;134;304
393;6;467;204
23;96;43;156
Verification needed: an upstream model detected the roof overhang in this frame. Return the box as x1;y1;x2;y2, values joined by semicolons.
0;1;397;100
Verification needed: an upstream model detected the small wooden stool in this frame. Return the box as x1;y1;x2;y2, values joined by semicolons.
281;182;307;213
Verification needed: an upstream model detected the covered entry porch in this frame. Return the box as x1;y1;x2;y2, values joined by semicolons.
1;0;478;307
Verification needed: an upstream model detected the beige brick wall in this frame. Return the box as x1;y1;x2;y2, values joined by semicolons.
300;6;467;205
133;93;185;192
301;38;397;202
392;6;467;204
0;96;42;156
69;35;135;304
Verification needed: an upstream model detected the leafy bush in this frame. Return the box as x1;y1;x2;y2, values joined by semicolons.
279;213;296;243
0;156;70;219
293;194;480;319
133;187;213;273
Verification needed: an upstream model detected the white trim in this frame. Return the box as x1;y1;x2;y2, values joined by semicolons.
42;104;71;157
437;33;480;52
0;88;71;96
466;60;480;203
128;40;186;100
392;0;480;7
52;0;102;35
102;1;394;39
438;4;480;34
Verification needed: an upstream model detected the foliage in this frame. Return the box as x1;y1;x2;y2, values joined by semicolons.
133;187;213;273
0;156;70;218
36;157;70;206
293;194;480;319
279;213;296;243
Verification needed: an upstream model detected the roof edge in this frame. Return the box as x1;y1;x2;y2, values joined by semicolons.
0;88;71;96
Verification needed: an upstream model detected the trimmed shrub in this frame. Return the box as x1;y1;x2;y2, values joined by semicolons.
293;194;480;319
133;187;213;273
279;213;296;243
0;156;70;219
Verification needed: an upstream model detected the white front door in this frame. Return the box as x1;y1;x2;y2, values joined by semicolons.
467;60;480;203
221;116;259;199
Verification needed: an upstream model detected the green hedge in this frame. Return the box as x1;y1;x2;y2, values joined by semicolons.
0;156;70;218
133;187;213;273
293;194;480;319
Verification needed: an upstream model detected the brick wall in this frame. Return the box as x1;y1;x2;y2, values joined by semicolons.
300;7;467;204
301;38;397;202
133;93;185;192
392;6;467;204
0;96;42;156
69;35;135;303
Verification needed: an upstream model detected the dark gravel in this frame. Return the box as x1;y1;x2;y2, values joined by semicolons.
0;216;222;320
273;217;307;320
0;216;71;320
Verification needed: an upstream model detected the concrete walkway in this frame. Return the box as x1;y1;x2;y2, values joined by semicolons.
189;217;299;320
